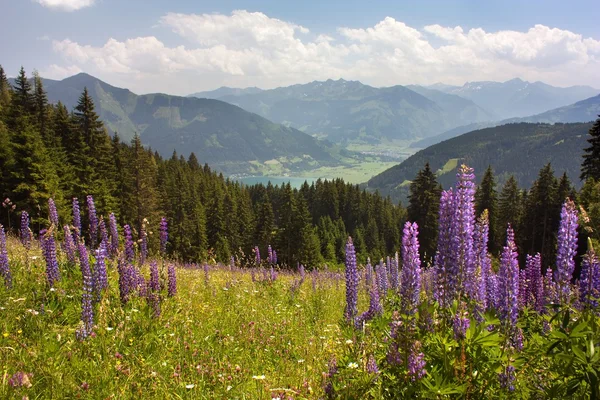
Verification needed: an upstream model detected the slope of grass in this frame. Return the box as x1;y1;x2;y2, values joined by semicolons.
0;237;358;399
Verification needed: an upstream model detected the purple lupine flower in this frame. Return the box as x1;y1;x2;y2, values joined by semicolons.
77;242;94;339
92;241;108;302
390;252;400;291
401;222;421;315
580;248;600;308
272;250;277;265
344;237;359;323
299;263;305;281
526;254;544;312
72;198;81;243
555;200;579;304
474;211;490;310
499;365;516;392
487;272;498;311
167;264;177;297
407;342;427;381
139;219;148;265
41;229;60;287
512;327;524;352
449;165;476;301
117;258;134;304
108;213;119;258
355;280;383;329
159;217;168;255
544;267;556;305
366;355;379;375
86;195;98;248
63;225;77;263
434;189;454;307
0;224;12;289
498;225;519;326
147;261;161;317
452;311;470;341
123;225;134;263
20;211;31;249
254;246;261;266
324;357;338;397
99;218;109;250
270;265;278;281
376;259;388;298
48;198;59;227
267;245;274;265
365;258;373;296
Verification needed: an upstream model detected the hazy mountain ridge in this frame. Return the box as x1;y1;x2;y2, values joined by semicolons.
191;79;500;143
433;78;598;119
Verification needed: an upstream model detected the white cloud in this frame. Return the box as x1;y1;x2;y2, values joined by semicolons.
35;0;95;12
47;10;600;95
40;64;82;79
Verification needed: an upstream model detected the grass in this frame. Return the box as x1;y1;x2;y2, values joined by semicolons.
0;237;362;399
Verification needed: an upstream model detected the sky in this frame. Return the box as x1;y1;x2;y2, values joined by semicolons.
1;0;599;95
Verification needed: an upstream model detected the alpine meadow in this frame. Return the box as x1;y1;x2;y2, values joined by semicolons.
2;1;600;399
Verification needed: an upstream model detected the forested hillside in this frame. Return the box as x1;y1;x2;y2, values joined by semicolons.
368;122;593;201
0;66;405;266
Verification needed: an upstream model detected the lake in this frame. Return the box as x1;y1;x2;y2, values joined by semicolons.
236;176;316;188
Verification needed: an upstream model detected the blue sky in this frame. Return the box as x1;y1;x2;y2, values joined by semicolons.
2;0;599;95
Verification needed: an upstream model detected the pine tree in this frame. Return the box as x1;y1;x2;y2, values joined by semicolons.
32;71;50;145
0;65;12;112
475;166;499;254
521;164;559;268
497;175;522;250
8;67;34;128
255;195;275;250
581;116;600;181
295;196;323;268
276;183;297;264
407;163;442;262
128;134;159;231
73;88;116;212
9;118;62;224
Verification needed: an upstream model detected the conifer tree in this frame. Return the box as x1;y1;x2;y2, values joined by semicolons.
521;164;559;267
475;166;499;254
8;67;34;128
407;163;441;261
581;116;600;182
497;175;522;250
255;195;275;250
0;65;11;112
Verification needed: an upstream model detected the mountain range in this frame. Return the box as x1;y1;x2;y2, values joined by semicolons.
367;122;594;203
191;78;597;144
190;79;497;143
21;73;344;175
431;78;598;120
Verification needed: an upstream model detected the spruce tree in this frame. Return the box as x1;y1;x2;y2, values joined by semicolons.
497;175;522;250
475;166;499;254
581;116;600;181
0;65;11;111
407;163;442;262
255;195;275;250
8;67;34;128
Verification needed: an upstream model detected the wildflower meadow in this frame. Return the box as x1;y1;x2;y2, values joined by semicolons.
1;164;599;399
